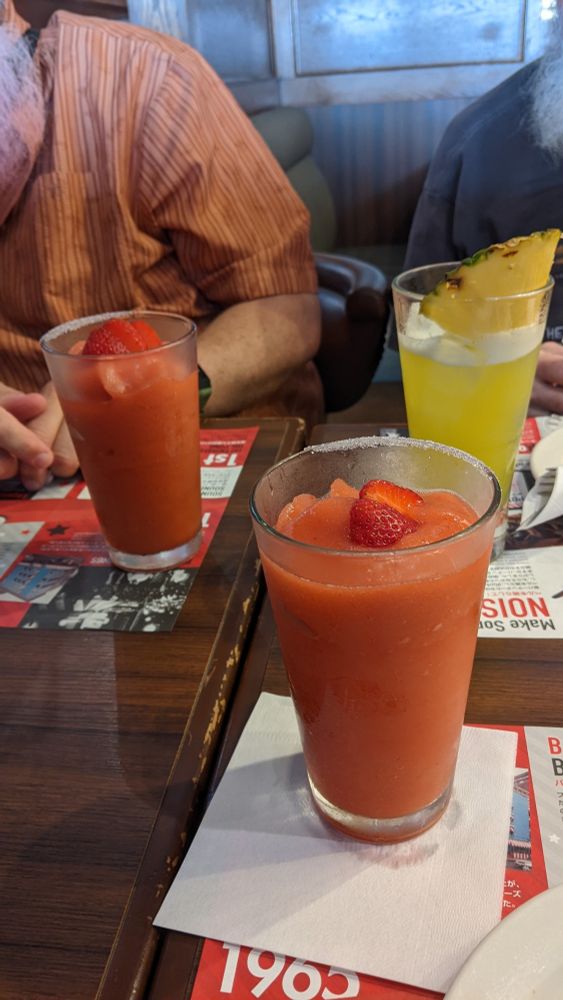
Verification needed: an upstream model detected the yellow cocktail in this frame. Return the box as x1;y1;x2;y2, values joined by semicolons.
393;246;555;557
399;318;543;502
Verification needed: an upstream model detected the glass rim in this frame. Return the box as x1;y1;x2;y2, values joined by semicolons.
249;435;502;559
392;262;554;304
39;309;196;359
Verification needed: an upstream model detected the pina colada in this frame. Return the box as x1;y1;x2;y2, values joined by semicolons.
399;314;543;502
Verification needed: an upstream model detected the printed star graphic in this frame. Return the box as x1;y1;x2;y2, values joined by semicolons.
48;524;68;536
549;833;561;844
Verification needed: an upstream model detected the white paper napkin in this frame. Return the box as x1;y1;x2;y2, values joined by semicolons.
155;693;517;994
520;465;563;529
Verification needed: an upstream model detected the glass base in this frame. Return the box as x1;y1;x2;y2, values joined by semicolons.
107;530;201;572
309;775;453;843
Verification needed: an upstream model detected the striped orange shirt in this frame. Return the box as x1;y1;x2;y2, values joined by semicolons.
0;2;317;391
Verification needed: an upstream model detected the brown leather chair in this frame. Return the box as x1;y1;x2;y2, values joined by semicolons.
315;252;388;411
249;108;390;415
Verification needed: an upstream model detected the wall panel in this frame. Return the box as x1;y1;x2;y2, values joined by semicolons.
294;0;524;76
307;97;471;248
184;0;273;81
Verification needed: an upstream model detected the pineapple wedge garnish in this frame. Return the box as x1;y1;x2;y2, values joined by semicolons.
420;229;560;335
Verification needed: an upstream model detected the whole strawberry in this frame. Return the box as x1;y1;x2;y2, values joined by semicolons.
349;497;419;548
82;317;161;355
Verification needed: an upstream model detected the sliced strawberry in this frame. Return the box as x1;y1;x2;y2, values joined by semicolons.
82;327;129;356
83;318;146;355
349;497;419;548
359;478;423;516
129;318;162;349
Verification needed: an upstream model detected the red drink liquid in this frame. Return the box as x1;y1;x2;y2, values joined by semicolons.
251;438;500;842
61;364;200;555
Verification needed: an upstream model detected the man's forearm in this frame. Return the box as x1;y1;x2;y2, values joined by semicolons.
195;293;321;416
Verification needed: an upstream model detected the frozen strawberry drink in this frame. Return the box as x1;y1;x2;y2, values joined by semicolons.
41;310;201;571
250;437;500;842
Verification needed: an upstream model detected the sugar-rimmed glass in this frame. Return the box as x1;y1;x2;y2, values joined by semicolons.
41;310;201;571
250;436;500;842
392;263;553;559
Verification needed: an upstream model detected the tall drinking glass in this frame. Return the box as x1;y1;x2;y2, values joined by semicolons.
250;437;500;843
393;263;553;558
41;310;201;571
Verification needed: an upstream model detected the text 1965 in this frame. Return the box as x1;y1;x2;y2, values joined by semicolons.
219;943;360;999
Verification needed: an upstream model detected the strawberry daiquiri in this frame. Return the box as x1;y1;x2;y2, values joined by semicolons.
250;437;501;843
41;311;201;571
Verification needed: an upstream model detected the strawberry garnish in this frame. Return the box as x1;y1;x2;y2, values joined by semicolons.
82;326;129;356
359;479;423;517
349;497;419;548
129;319;161;349
82;317;161;355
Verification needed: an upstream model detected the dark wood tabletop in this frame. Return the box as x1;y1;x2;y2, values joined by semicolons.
140;413;563;1000
0;417;306;1000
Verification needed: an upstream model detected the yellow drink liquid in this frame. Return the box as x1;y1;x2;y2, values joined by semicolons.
399;327;542;503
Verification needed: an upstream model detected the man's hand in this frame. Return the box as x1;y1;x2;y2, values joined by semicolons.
529;342;563;415
0;381;78;491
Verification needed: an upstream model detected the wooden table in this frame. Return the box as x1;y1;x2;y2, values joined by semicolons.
0;417;305;1000
139;417;563;1000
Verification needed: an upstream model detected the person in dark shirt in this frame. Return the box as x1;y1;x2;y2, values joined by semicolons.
404;16;563;414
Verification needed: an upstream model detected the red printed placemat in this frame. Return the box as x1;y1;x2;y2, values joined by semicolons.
0;426;258;631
